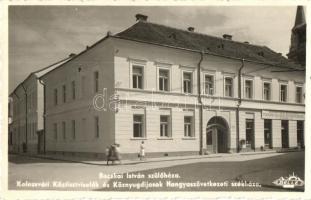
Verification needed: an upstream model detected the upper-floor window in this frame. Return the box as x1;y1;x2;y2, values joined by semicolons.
71;81;76;100
159;69;169;91
245;80;253;99
225;77;233;97
160;115;170;137
296;86;303;103
184;116;194;137
204;75;214;95
62;85;66;103
263;82;271;100
54;89;58;105
95;116;99;138
133;115;144;138
94;71;99;93
280;84;287;102
132;66;143;89
183;72;192;94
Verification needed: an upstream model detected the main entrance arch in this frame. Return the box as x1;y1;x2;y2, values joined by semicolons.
206;116;229;153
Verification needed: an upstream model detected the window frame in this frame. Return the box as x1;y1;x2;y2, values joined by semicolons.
158;68;170;92
160;115;171;137
71;120;76;140
224;76;234;97
131;63;145;90
295;86;303;103
203;73;215;95
54;88;58;106
262;81;271;101
133;114;145;138
62;121;66;140
280;84;288;102
94;116;99;138
184;116;194;137
244;79;253;99
94;71;99;93
62;85;66;103
71;81;76;100
182;71;193;94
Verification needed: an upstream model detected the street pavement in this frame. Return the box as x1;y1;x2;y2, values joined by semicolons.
8;151;304;191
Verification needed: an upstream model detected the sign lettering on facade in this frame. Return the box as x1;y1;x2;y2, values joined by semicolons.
261;110;304;120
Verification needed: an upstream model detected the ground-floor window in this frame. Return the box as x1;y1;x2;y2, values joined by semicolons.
245;119;254;149
297;121;304;148
281;120;289;148
264;119;272;148
133;115;144;138
184;116;194;137
160;115;170;137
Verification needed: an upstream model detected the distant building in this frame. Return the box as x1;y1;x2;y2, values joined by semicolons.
287;6;306;67
39;14;305;158
9;58;72;154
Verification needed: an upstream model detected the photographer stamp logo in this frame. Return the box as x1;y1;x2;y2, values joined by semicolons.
273;173;304;188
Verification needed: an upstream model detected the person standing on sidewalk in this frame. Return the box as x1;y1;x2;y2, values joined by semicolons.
139;141;145;161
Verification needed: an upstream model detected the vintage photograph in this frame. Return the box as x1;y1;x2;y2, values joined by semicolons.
7;5;306;192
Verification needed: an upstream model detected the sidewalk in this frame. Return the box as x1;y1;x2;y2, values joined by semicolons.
16;149;280;166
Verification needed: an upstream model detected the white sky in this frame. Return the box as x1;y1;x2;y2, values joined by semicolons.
9;6;298;92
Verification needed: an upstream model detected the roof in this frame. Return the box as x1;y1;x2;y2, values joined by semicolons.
115;21;303;69
10;57;72;96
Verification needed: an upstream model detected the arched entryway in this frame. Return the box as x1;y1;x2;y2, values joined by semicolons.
206;116;229;153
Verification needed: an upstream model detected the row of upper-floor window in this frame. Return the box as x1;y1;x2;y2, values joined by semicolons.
131;64;304;104
51;65;304;107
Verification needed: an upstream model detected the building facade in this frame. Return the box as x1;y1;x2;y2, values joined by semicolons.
40;14;305;158
9;58;71;154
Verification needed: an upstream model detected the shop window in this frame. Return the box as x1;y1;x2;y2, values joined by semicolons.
297;121;304;148
245;119;254;149
281;120;289;148
264;119;272;148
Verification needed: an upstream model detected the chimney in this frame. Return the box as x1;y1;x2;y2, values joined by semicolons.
69;53;76;58
135;14;148;22
223;34;232;40
187;27;195;32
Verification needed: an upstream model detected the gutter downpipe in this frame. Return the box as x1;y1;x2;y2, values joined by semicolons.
236;59;245;153
21;84;28;153
38;79;46;154
198;51;204;155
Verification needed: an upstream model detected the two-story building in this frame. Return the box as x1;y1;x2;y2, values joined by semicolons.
40;14;305;159
9;57;72;154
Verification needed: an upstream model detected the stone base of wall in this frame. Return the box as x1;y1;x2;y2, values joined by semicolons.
46;150;201;160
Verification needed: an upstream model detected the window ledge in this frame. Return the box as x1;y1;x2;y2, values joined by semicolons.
157;137;173;140
182;137;196;140
130;137;147;140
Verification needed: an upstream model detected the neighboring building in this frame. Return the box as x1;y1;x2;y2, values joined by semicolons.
9;57;72;154
39;14;305;158
287;6;306;67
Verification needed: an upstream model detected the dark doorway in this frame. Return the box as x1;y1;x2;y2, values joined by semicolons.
264;119;272;149
281;120;289;148
206;117;229;153
297;121;304;148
